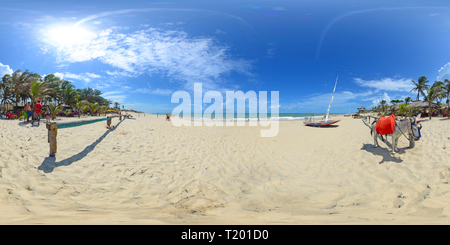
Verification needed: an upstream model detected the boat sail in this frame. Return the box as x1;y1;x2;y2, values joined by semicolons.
304;75;341;127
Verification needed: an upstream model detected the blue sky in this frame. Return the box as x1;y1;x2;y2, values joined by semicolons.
1;0;450;113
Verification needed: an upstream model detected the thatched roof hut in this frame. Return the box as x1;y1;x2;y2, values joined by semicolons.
408;100;439;109
357;106;366;114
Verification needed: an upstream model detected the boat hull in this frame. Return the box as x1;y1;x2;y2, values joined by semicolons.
303;120;340;126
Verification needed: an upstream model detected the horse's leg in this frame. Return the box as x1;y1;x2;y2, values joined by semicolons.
409;134;415;148
394;135;399;152
391;134;396;154
373;125;379;148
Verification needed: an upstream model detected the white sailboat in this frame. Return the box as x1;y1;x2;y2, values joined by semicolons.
304;75;341;126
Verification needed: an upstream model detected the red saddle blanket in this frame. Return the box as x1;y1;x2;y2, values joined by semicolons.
375;114;397;135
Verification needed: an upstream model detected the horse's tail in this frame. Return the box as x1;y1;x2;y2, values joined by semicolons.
370;120;377;136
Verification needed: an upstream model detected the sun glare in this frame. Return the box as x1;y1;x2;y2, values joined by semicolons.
48;26;91;47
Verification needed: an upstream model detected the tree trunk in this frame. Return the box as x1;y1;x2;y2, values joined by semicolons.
429;104;431;120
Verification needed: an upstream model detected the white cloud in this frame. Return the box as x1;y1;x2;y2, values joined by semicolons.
134;88;173;95
54;64;68;68
429;13;439;16
86;72;101;78
106;70;137;77
353;77;413;92
0;62;13;78
267;47;275;58
215;29;226;34
437;62;450;82
53;72;64;79
101;91;126;103
53;72;102;83
283;90;375;112
46;27;254;90
368;92;391;109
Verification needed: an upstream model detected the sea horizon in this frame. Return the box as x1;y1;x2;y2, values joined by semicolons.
150;112;348;120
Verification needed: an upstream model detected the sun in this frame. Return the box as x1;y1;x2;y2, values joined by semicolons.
47;26;92;47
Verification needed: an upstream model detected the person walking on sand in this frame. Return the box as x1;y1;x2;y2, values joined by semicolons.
25;102;32;123
32;100;43;125
45;105;51;123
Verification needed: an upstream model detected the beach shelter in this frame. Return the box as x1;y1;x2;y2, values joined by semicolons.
408;100;439;111
408;100;438;108
357;106;366;114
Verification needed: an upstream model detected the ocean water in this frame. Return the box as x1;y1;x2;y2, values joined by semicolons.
155;112;344;121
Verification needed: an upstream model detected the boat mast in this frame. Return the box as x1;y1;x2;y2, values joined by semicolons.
325;75;338;122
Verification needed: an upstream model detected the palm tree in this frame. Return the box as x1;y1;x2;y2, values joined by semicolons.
62;85;78;107
5;70;37;112
82;105;88;116
399;103;408;118
390;99;403;105
1;70;117;116
43;74;62;105
114;102;119;111
29;78;53;103
380;100;387;114
74;99;88;118
432;80;445;89
424;85;445;120
0;74;12;110
405;105;421;118
389;105;398;116
48;103;62;120
89;102;98;116
444;79;450;112
59;79;71;91
65;109;72;117
410;76;430;101
79;87;94;102
404;97;412;104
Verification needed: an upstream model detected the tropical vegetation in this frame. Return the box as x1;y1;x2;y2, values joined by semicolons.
0;69;123;118
410;76;430;101
369;76;449;119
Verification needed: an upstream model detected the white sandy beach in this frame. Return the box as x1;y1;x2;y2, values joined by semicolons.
1;114;450;224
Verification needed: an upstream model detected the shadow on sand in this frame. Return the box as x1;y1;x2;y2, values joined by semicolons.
360;117;423;164
17;118;46;127
360;143;404;164
37;119;124;173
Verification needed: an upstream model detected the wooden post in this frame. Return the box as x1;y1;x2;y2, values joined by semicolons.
107;117;111;127
48;122;57;157
47;123;50;143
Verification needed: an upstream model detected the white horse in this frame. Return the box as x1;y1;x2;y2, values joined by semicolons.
371;115;422;154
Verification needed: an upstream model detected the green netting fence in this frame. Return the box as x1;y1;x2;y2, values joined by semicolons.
56;118;108;129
